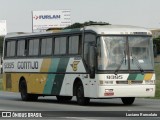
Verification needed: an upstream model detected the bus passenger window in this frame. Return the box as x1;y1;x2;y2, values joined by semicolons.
69;36;80;54
41;38;52;55
29;39;39;56
54;37;67;55
17;40;26;56
6;41;16;57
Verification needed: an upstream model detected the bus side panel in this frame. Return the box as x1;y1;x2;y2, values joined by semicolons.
2;57;88;96
58;57;87;96
3;73;24;92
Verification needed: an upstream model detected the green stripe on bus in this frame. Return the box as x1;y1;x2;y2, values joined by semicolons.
135;74;144;80
51;58;69;95
127;74;137;80
128;74;144;80
43;58;60;94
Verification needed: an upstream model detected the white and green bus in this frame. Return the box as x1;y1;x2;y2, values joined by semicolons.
2;24;155;105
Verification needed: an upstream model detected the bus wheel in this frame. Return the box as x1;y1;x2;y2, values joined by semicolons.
19;80;38;101
76;82;90;105
121;97;135;105
56;96;72;102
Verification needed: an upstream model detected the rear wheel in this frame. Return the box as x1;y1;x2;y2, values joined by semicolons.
121;97;135;105
19;80;38;101
76;82;90;105
56;96;72;102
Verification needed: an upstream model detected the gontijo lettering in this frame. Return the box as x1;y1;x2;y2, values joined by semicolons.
17;61;38;69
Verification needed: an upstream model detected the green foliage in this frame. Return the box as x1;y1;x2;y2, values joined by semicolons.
153;37;160;54
0;37;4;54
64;21;110;29
155;64;160;98
0;79;2;91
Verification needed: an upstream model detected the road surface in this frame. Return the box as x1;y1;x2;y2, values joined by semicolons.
0;91;160;120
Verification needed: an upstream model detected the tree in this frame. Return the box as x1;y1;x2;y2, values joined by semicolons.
46;21;110;31
0;37;3;55
64;21;110;29
153;37;160;55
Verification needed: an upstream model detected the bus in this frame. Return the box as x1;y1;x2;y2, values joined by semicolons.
2;24;155;105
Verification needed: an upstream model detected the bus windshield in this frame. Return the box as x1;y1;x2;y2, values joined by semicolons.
129;36;154;70
97;36;154;71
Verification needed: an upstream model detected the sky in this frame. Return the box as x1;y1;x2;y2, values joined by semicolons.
0;0;160;33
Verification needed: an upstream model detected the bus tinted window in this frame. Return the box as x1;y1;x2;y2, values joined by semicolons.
29;39;39;56
6;41;16;57
84;34;96;63
54;37;66;55
17;40;26;56
69;36;80;54
41;38;52;55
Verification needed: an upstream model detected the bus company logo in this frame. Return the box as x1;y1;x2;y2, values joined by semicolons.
70;61;80;71
33;15;39;20
106;75;123;79
33;15;61;20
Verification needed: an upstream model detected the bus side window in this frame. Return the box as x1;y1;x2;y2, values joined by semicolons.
17;40;26;56
6;40;16;57
69;35;81;55
54;37;67;55
29;39;39;56
41;37;52;55
84;34;96;65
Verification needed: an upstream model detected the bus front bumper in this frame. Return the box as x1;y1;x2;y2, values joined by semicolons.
97;85;155;98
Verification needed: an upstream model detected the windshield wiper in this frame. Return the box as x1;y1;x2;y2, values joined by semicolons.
131;56;144;74
114;51;126;75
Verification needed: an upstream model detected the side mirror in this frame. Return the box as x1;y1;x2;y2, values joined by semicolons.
0;57;2;74
89;45;95;79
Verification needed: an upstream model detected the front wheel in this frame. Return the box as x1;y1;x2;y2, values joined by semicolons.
19;80;38;101
76;83;90;105
121;97;135;105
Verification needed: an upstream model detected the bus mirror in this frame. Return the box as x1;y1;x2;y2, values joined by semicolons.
0;57;2;74
89;45;95;79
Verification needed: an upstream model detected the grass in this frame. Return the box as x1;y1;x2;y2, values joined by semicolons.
154;63;160;98
0;78;2;91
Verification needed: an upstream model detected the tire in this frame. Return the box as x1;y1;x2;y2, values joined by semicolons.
19;80;38;101
56;96;72;102
76;82;90;105
121;97;135;105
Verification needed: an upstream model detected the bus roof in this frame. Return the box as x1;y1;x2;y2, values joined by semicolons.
5;25;152;39
84;25;152;35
